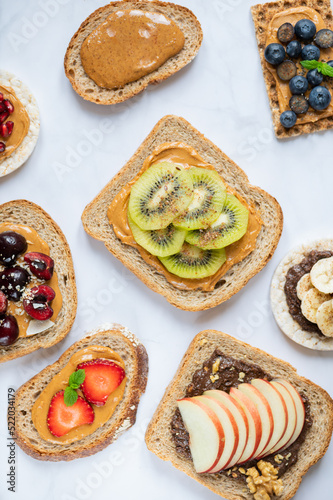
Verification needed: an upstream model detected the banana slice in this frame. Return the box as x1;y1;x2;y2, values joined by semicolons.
310;256;333;294
316;300;333;337
296;273;313;301
301;288;332;323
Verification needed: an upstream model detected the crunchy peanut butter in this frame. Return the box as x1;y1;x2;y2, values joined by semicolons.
266;7;333;123
32;346;126;444
80;9;185;89
107;143;262;292
0;223;62;337
0;86;30;160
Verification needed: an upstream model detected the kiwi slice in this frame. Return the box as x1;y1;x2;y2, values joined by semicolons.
128;213;187;257
185;194;249;250
128;162;193;230
159;242;226;279
173;167;226;230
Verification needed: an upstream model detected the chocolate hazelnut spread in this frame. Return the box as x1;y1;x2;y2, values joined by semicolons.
171;350;312;479
284;250;333;335
0;86;30;160
0;223;62;337
266;7;333;124
107;143;262;292
80;9;185;89
32;346;126;444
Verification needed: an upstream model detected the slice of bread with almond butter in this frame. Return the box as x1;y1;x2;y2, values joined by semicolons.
64;1;203;104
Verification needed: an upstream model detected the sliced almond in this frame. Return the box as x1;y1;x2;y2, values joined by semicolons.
296;273;313;301
316;300;333;337
301;288;332;323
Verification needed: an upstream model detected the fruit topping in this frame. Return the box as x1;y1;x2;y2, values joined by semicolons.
276;60;297;81
0;142;5;153
289;75;309;95
0;110;9;124
0;266;31;301
315;28;333;49
23;285;55;321
24;252;54;281
0;291;7;314
277;22;294;43
310;256;333;293
289;95;309;115
264;43;286;65
47;391;94;437
3;99;14;114
307;68;324;87
301;44;320;61
76;358;126;406
309;85;331;110
0;314;19;346
0;231;28;266
280;110;297;128
0;92;3;102
0;121;14;138
295;18;316;41
286;40;302;59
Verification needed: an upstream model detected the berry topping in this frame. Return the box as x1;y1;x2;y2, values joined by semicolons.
47;391;94;437
301;44;320;61
0;102;7;113
24;252;54;281
76;359;126;406
0;231;28;266
0;266;31;301
277;23;294;44
307;68;324;87
0;121;14;138
315;28;333;49
289;75;309;95
309;85;332;110
264;43;286;65
0;291;8;314
286;40;302;59
0;92;3;102
289;94;309;115
23;285;55;321
0;314;19;346
280;110;297;128
0;110;9;124
276;60;297;81
3;99;14;114
0;142;5;153
295;19;317;41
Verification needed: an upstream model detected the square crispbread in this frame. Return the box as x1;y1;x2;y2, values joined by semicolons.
81;115;283;311
251;0;333;139
145;330;333;500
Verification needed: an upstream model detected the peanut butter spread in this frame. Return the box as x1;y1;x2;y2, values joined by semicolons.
80;9;185;89
32;346;126;444
107;143;262;292
0;223;62;337
266;7;333;123
0;86;30;160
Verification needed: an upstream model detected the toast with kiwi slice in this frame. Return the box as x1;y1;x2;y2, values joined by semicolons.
81;115;283;311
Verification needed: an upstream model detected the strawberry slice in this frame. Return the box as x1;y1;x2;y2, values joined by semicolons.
47;391;94;437
76;359;126;406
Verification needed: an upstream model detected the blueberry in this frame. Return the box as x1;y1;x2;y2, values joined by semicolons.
286;40;302;58
309;86;332;110
289;75;309;95
277;60;297;81
327;60;333;68
301;44;321;61
289;95;309;114
277;23;295;43
280;110;297;128
315;29;333;48
295;19;317;41
307;68;324;86
264;43;286;65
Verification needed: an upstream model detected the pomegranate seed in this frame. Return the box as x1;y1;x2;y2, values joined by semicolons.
3;99;14;114
0;142;5;153
0;121;14;138
0;102;7;113
0;92;3;102
0;111;9;124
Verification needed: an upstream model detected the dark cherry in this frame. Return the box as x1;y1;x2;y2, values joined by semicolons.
0;291;7;314
0;314;19;346
0;266;31;302
0;231;28;266
23;285;55;321
24;252;54;281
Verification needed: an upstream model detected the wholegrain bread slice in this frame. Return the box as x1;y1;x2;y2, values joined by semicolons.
251;0;333;139
13;324;148;461
0;200;77;363
145;329;333;500
64;1;203;104
81;115;283;311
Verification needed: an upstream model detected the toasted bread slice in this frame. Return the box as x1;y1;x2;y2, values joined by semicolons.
145;330;333;500
64;1;203;104
13;324;148;461
81;115;283;311
0;200;77;363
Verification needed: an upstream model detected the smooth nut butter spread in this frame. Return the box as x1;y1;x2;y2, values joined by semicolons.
0;86;30;160
266;7;333;124
107;143;262;292
80;9;185;89
0;223;62;337
32;346;126;444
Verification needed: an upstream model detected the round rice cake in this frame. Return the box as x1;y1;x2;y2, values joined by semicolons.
0;70;40;177
270;239;333;351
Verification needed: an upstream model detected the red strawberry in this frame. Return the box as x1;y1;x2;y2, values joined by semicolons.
76;359;126;406
47;391;94;437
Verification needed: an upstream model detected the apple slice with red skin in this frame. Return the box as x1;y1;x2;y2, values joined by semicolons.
204;390;249;468
198;395;238;472
268;381;297;454
229;387;262;463
177;397;225;473
250;379;288;458
273;379;305;450
237;383;274;458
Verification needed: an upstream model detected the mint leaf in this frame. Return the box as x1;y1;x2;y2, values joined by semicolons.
64;387;78;406
301;59;333;77
321;63;333;77
68;369;85;389
300;60;319;70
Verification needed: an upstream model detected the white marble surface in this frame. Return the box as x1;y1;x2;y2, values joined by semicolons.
1;0;333;499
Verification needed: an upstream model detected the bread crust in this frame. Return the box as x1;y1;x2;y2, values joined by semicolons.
64;1;203;104
145;330;333;500
0;200;77;363
81;115;283;311
13;324;148;461
251;0;333;139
